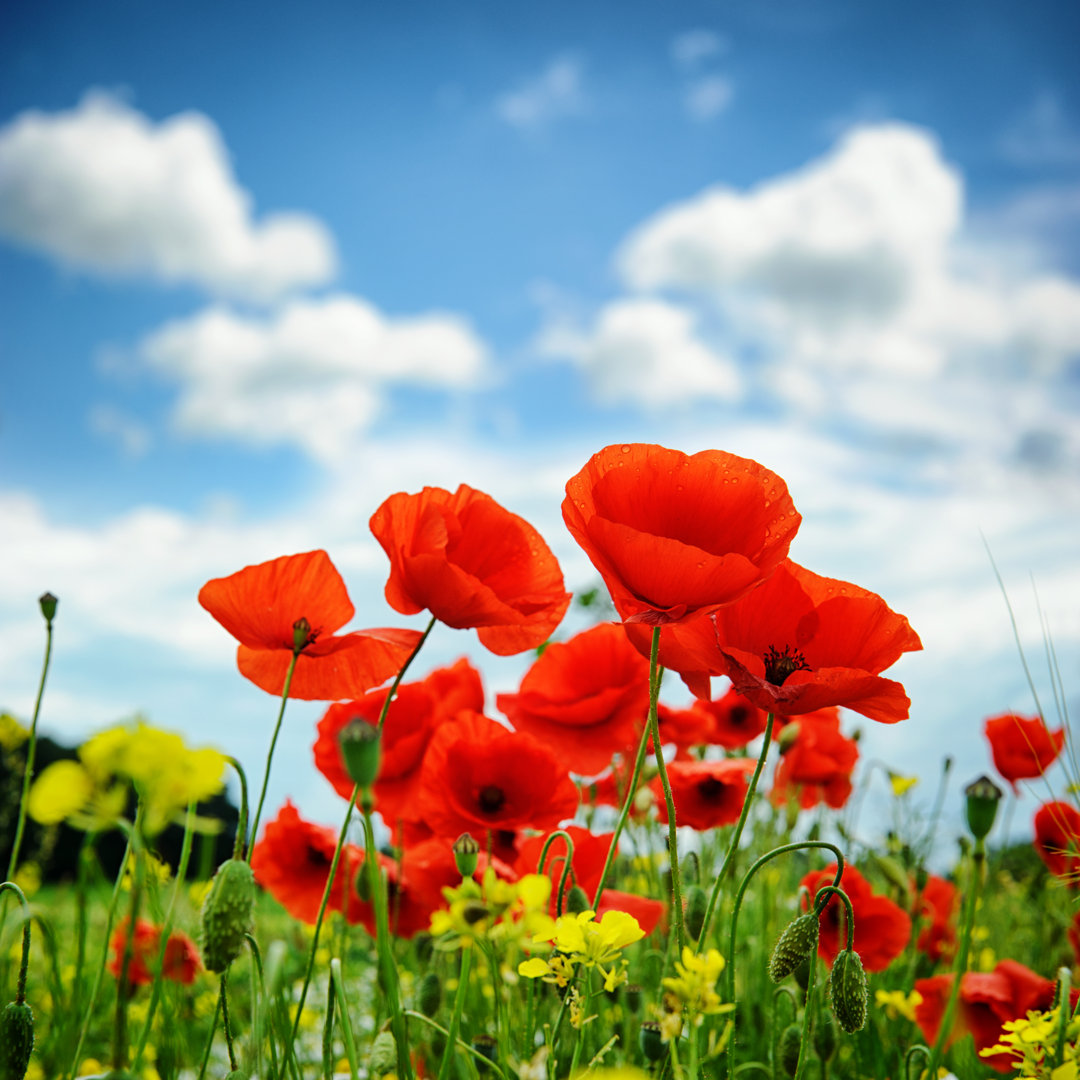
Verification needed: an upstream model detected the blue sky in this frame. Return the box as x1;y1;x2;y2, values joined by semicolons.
2;0;1079;854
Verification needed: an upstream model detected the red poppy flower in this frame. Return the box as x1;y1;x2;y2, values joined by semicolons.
199;550;422;700
771;708;859;810
496;623;650;775
578;759;648;818
562;444;801;625
801;864;911;972
915;961;1057;1073
697;687;771;750
984;713;1066;792
1033;800;1080;884
710;560;922;724
417;712;579;839
513;826;665;935
370;485;571;655
251;800;362;923
913;874;957;963
650;702;716;758
625;614;727;699
314;658;484;823
403;837;516;911
109;918;201;986
651;758;756;831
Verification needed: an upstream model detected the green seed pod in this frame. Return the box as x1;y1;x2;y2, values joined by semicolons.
684;885;707;941
565;885;590;914
623;983;643;1014
639;1021;665;1063
339;718;381;789
38;592;58;622
355;862;374;902
681;850;700;886
965;775;1003;841
452;833;480;878
829;949;868;1033
418;971;441;1017
414;932;435;964
814;1015;836;1062
199;858;256;973
0;1001;34;1080
769;913;819;983
371;1030;398;1076
778;1023;802;1078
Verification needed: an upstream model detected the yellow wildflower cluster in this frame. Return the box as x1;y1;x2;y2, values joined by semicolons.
518;909;644;992
661;947;733;1024
27;718;226;834
0;712;30;751
981;1006;1080;1078
431;868;554;949
875;988;923;1022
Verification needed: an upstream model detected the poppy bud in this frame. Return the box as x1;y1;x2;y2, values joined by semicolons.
565;885;590;914
684;886;707;941
814;1015;836;1062
829;949;868;1033
0;1001;33;1080
769;913;818;982
355;863;373;902
38;592;58;623
472;1034;498;1074
964;775;1003;840
414;932;435;963
681;850;700;886
418;972;441;1017
200;858;256;973
779;1023;802;1077
370;1030;397;1076
639;1021;665;1062
777;721;801;753
453;833;480;878
338;719;381;789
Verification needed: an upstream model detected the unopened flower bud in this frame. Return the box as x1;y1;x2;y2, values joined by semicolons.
684;885;707;941
777;721;801;753
769;912;819;982
200;857;256;972
38;593;57;623
964;775;1003;840
354;863;373;902
370;1030;397;1076
453;832;480;878
471;1034;498;1074
639;1021;665;1062
339;718;381;788
814;1015;836;1062
1;1001;34;1080
418;971;441;1017
829;949;868;1033
623;983;643;1014
565;885;590;914
292;616;312;653
681;850;700;886
779;1023;802;1077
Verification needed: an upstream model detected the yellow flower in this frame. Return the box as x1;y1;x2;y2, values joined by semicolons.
661;947;733;1022
889;773;918;797
543;910;645;966
28;760;94;824
12;862;41;898
875;988;923;1022
432;869;554;949
0;713;30;751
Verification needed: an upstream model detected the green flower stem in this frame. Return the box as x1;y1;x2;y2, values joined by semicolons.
904;1045;931;1080
698;713;776;948
133;799;198;1069
331;958;360;1080
221;969;239;1071
568;973;593;1078
0;883;31;1003
67;821;135;1079
592;631;663;909
725;841;845;1080
322;970;336;1080
226;756;250;860
438;945;473;1080
928;836;985;1077
5;604;55;885
536;829;576;916
406;1009;513;1080
246;933;277;1080
113;815;146;1071
246;649;300;861
285;614;435;1069
196;995;221;1080
72;833;96;1017
792;933;820;1080
1055;968;1073;1069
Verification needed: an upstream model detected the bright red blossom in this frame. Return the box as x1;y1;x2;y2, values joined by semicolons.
199;550;422;700
801;864;911;972
914;874;957;962
698;686;771;750
370;485;570;655
652;758;756;831
108;919;201;986
496;623;650;775
1033;800;1080;884
915;961;1058;1073
711;560;922;723
771;708;859;810
984;713;1066;792
562;444;801;625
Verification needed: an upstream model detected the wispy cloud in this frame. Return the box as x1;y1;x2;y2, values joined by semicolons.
684;75;734;121
670;29;728;70
1000;92;1080;166
495;55;587;130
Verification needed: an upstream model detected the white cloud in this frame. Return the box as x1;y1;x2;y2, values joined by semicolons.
135;294;488;461
670;29;728;69
1000;92;1080;166
0;92;337;301
495;55;586;130
684;76;734;122
89;404;152;457
539;297;740;407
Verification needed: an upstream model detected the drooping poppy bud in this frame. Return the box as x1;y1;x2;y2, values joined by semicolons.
964;775;1003;840
565;885;590;914
418;972;442;1017
769;913;819;982
452;833;480;878
0;1001;34;1080
685;885;708;941
829;949;868;1033
200;858;256;973
779;1024;802;1077
338;718;381;789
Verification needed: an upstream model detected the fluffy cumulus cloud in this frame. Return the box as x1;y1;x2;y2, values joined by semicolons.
0;92;337;300
495;55;587;130
137;294;488;460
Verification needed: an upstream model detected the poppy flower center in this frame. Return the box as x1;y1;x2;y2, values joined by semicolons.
292;616;321;652
305;845;330;868
729;705;749;726
697;777;727;802
478;784;506;814
764;644;811;686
